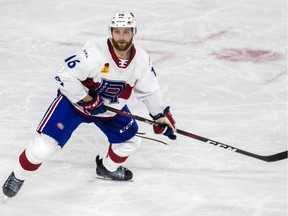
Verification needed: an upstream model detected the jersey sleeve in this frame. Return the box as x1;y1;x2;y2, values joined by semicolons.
54;63;88;103
54;41;99;103
133;51;165;116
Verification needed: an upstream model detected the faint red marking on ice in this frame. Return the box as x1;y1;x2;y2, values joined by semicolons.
138;30;227;45
212;48;282;63
143;31;227;63
261;71;287;85
147;50;175;64
192;30;227;45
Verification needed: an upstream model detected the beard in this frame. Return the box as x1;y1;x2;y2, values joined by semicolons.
111;38;133;51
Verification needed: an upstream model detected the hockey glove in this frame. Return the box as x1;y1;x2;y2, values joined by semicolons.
150;106;177;140
78;95;106;115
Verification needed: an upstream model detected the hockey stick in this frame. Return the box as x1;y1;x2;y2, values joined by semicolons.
104;105;288;162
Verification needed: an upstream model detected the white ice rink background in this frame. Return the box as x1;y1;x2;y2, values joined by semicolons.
0;0;287;215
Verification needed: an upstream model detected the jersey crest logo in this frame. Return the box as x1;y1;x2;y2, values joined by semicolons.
100;63;110;73
119;59;128;68
96;79;126;103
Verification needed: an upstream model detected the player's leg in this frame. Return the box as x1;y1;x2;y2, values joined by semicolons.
95;105;141;181
96;136;141;181
2;95;84;198
2;133;60;198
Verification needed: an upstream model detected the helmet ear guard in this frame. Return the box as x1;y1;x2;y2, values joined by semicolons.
108;11;137;35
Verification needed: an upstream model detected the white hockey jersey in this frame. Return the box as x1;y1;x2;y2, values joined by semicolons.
54;38;165;118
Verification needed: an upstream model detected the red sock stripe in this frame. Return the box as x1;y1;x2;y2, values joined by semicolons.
19;150;42;171
107;144;128;163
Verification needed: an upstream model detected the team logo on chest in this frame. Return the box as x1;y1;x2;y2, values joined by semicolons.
96;78;126;103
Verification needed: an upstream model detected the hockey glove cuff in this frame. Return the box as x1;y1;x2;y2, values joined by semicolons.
78;95;106;115
150;106;177;140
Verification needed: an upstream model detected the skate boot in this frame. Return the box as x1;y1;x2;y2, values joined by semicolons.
96;155;133;181
2;172;24;198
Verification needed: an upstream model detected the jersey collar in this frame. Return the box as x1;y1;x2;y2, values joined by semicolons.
107;39;136;69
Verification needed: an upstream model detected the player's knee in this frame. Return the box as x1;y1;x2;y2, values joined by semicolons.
26;134;60;164
112;136;141;156
128;136;141;150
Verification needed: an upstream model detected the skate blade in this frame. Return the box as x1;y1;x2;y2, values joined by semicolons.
96;177;134;182
2;195;8;203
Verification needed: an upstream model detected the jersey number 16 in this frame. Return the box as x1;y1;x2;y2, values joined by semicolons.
65;55;81;69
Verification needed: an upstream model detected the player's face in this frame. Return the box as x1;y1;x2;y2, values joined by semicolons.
111;27;133;51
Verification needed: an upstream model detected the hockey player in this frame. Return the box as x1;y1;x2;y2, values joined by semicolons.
2;11;176;198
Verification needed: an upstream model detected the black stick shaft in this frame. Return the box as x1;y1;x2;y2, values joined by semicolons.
104;105;287;162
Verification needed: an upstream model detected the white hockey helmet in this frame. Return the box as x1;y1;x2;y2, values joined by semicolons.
109;11;137;34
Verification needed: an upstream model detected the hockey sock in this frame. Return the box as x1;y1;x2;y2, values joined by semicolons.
103;144;128;172
13;134;60;180
14;150;42;180
102;137;141;172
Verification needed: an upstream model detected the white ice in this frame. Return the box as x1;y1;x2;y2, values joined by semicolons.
0;0;287;215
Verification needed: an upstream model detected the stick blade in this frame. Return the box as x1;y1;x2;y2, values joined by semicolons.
263;150;288;162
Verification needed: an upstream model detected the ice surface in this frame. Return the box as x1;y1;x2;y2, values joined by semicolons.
0;0;287;216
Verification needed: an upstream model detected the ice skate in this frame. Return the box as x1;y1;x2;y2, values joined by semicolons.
2;172;24;198
96;155;133;181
